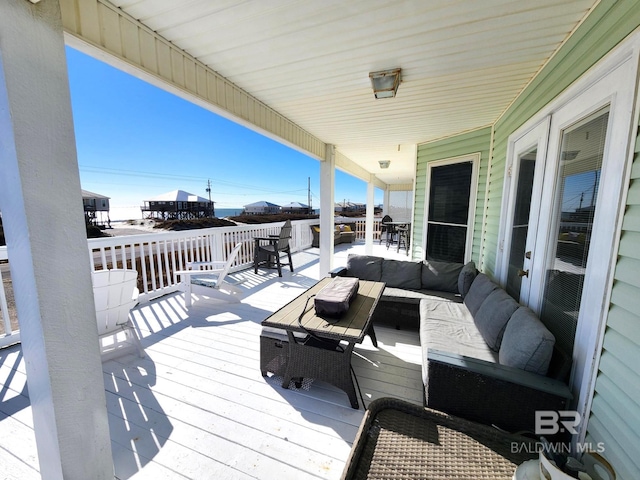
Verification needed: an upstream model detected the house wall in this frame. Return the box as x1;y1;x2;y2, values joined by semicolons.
414;2;640;477
413;126;492;265
585;122;640;479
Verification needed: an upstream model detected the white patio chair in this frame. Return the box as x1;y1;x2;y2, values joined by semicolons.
92;268;144;361
176;242;244;307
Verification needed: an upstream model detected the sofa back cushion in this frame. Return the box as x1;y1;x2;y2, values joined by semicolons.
421;260;463;293
346;254;383;281
458;261;477;299
382;259;422;289
499;306;555;375
463;273;499;316
474;289;519;351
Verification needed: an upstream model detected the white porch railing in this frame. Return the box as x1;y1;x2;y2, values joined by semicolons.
0;217;382;348
87;219;318;303
0;247;14;347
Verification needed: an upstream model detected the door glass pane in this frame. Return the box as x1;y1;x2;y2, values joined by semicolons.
540;109;608;355
426;161;473;263
505;150;537;299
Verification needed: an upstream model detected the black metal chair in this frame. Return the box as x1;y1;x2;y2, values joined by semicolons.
380;214;397;247
253;220;294;277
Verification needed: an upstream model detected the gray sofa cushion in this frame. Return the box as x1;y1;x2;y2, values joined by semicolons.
381;259;422;289
474;289;519;351
346;254;382;281
458;261;477;299
421;260;463;293
499;307;555;375
420;299;498;384
463;273;499;316
382;287;461;304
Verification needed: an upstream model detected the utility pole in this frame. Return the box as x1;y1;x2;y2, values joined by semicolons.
206;179;214;217
308;176;312;214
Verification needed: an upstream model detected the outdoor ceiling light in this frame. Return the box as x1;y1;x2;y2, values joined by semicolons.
379;160;391;169
369;68;402;99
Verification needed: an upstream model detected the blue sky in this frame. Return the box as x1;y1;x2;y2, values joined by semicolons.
66;47;382;220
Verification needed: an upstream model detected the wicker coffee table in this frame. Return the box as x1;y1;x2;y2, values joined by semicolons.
341;397;537;479
261;277;385;408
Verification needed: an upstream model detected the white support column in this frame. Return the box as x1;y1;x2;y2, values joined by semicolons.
0;1;113;479
383;187;391;216
319;144;336;276
365;178;375;255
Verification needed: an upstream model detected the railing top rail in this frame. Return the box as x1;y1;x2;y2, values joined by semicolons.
86;218;320;247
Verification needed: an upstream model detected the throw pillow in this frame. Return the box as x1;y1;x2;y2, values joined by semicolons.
421;260;463;293
346;254;383;281
312;226;320;233
499;306;555;375
343;225;352;232
381;259;422;289
463;273;499;316
474;289;519;351
457;261;477;298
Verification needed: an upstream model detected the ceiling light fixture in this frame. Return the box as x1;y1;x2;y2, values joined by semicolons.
369;68;402;99
379;160;391;169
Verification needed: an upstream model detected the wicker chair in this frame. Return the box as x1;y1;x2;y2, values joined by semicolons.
254;220;294;277
342;397;538;480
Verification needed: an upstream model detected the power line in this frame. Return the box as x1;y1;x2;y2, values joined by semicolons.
79;164;310;195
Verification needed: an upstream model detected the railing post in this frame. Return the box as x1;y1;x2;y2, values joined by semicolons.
0;262;12;338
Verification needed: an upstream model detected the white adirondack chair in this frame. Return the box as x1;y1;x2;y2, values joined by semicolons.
92;268;144;360
176;242;244;307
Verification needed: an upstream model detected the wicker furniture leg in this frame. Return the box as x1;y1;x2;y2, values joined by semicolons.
282;332;359;408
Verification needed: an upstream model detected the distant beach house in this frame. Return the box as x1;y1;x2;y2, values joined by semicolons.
141;189;214;220
281;201;311;214
243;201;280;215
82;189;110;226
335;201;365;213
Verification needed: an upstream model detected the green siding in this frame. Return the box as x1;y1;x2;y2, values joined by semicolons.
413;127;492;264
591;121;640;480
487;0;640;277
411;2;640;476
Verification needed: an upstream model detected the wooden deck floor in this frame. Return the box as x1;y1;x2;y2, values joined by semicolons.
0;242;423;480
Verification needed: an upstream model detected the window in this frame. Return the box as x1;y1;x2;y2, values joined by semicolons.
424;154;479;263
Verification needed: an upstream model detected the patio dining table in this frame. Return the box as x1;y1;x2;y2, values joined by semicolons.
382;221;411;254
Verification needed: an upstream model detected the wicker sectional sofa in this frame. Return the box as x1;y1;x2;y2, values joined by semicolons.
310;224;356;248
332;254;572;433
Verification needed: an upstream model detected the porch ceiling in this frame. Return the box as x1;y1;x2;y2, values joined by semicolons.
93;0;595;185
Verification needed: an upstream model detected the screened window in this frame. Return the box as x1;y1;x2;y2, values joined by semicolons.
425;160;475;263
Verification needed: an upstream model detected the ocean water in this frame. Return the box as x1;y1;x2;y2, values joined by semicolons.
215;208;244;218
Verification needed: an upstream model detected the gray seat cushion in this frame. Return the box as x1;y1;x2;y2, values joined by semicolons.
421;260;463;293
346;254;383;281
463;273;499;316
499;307;555;375
420;299;498;384
381;259;422;289
473;289;519;351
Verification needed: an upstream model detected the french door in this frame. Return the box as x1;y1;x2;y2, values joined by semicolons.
499;44;638;431
502;118;549;306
